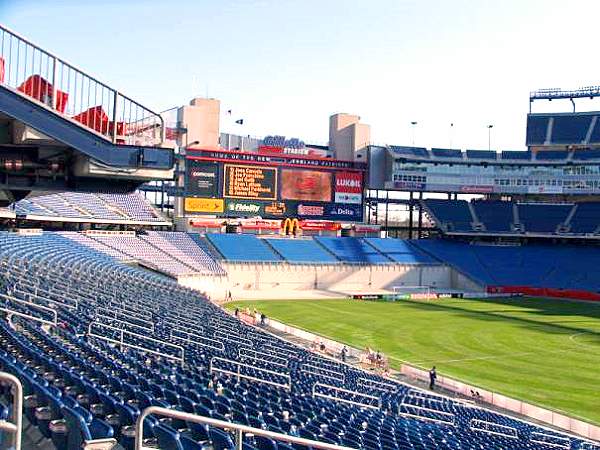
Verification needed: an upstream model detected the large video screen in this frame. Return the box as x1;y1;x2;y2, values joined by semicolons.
184;156;363;221
281;169;332;202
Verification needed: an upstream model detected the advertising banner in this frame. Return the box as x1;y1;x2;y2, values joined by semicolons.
335;171;362;193
184;197;224;213
225;200;264;216
186;161;219;197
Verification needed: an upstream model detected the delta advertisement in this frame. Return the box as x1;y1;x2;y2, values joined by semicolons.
185;158;364;220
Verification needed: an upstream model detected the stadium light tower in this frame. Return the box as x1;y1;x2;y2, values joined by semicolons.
411;121;418;146
487;124;493;151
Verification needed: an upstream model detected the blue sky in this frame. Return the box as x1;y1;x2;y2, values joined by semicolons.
4;0;600;150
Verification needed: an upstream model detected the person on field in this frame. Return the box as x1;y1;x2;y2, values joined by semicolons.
340;346;348;362
429;366;437;390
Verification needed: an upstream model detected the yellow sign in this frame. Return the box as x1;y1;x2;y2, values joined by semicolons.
184;197;224;213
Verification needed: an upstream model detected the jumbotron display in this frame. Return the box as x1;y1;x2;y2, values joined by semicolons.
185;149;365;221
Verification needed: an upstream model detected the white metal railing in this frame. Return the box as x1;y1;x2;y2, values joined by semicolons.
95;313;155;333
0;372;22;450
301;365;345;384
214;329;253;348
398;403;455;426
530;431;571;449
135;406;355;450
0;24;164;146
406;389;450;403
239;347;289;368
209;357;291;390
469;419;518;439
357;377;398;392
170;329;225;352
581;442;600;450
312;383;380;409
96;305;152;323
261;343;299;358
0;293;57;325
87;322;184;366
12;287;77;310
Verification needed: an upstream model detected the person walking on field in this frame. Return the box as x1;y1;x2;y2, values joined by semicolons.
429;366;437;390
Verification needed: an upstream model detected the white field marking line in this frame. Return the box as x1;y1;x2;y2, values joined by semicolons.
568;331;600;350
408;332;599;365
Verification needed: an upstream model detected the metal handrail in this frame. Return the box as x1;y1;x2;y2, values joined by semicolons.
0;293;57;325
135;406;355;450
312;383;381;409
95;313;155;333
530;431;571;449
170;329;225;351
87;322;184;365
469;419;518;439
0;24;164;145
0;371;23;450
209;356;291;390
357;377;398;391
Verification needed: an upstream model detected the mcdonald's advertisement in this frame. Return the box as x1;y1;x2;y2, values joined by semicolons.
185;155;364;221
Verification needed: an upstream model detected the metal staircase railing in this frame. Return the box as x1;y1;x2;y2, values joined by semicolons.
135;406;356;450
0;371;23;450
0;24;164;146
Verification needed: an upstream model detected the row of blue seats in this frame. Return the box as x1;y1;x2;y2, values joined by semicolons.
206;234;437;265
425;200;600;235
412;239;600;292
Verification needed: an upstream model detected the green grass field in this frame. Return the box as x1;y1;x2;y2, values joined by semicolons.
226;297;600;425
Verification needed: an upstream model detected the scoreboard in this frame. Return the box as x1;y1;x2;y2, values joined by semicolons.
224;165;277;200
184;149;366;221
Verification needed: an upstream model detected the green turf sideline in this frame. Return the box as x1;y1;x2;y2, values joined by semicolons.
225;296;600;425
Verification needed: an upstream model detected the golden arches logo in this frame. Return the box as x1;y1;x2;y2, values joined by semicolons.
282;218;300;235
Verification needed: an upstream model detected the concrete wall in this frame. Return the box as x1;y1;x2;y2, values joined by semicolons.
179;97;220;149
329;113;371;161
179;263;480;301
401;364;600;442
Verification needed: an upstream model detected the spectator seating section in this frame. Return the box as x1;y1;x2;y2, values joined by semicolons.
61;232;223;276
517;203;572;233
426;200;600;236
500;150;531;160
264;238;339;264
363;238;438;264
314;237;391;263
424;200;474;232
207;233;282;262
588;120;600;144
11;192;165;223
525;116;549;145
0;231;590;450
551;115;591;144
465;150;497;160
472;201;514;233
572;149;600;160
413;239;600;295
141;231;225;275
535;150;569;160
569;203;600;234
389;146;430;158
431;148;462;158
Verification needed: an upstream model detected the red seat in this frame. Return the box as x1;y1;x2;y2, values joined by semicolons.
17;74;69;113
